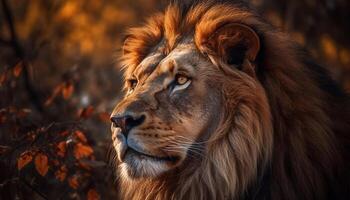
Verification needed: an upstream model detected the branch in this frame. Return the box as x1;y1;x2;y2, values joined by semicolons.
1;0;44;112
21;178;48;200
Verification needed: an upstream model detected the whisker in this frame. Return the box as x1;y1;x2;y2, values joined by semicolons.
166;140;205;152
163;145;204;158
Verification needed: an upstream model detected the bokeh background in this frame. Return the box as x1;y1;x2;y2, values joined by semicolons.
0;0;349;199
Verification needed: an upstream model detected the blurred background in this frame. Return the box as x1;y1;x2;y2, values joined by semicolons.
0;0;349;199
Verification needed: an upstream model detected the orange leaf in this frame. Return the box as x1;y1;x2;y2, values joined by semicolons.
87;188;100;200
13;62;23;77
74;143;93;159
60;130;70;136
62;83;74;99
77;160;91;170
35;153;49;176
57;141;66;157
55;165;67;182
75;130;87;143
44;83;63;106
17;151;33;170
78;105;94;119
68;176;79;189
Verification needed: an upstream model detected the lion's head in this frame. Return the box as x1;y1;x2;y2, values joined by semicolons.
110;1;349;200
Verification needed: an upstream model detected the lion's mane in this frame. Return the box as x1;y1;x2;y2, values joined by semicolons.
116;1;350;199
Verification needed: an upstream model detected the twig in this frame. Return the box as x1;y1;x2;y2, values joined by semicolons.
1;0;44;112
20;178;48;200
0;177;19;187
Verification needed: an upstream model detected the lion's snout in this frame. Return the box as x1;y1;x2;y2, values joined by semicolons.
110;113;146;136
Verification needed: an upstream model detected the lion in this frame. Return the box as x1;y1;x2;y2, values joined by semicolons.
109;0;350;199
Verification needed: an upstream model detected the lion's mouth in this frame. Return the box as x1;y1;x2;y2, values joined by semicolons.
126;147;179;163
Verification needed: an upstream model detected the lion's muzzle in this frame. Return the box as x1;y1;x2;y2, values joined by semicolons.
111;113;145;135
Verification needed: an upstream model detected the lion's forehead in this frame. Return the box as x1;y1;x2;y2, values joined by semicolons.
134;44;198;82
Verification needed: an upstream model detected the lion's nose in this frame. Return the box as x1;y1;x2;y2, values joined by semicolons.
111;113;145;136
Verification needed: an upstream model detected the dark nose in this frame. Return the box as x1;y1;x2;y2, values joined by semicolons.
111;113;145;136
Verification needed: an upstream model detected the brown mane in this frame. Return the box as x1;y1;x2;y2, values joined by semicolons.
117;1;350;199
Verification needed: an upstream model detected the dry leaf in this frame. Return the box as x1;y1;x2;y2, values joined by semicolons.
74;143;93;159
57;141;66;157
321;35;337;60
68;176;79;189
55;165;67;182
77;160;91;170
87;188;100;200
60;130;70;136
17;151;33;170
75;130;87;143
44;83;63;106
13;62;23;77
78;105;94;118
35;153;49;176
62;83;74;99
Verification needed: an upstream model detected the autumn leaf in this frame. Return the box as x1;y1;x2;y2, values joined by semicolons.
321;35;337;60
44;83;63;106
75;130;87;143
57;141;66;157
60;130;70;136
68;176;79;189
17;151;33;170
62;82;74;99
77;160;91;170
55;165;67;182
13;62;23;77
35;153;49;176
87;188;100;200
78;105;94;119
74;143;93;159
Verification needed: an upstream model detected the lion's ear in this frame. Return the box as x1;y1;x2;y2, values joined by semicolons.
200;23;260;70
122;35;132;56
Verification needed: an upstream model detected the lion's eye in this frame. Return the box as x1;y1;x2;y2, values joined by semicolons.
172;74;191;93
127;79;138;93
175;75;189;85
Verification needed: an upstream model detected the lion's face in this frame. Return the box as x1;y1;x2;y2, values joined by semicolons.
111;43;222;179
110;3;272;186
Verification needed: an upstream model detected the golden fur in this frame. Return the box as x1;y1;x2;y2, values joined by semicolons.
111;1;350;199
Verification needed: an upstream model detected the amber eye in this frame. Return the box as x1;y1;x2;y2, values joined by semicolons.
130;80;137;88
171;74;191;94
175;74;189;85
127;79;138;93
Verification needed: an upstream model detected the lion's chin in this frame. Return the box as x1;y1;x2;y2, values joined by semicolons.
119;148;180;180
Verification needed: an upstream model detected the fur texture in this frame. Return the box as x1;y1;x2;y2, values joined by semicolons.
112;1;350;199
